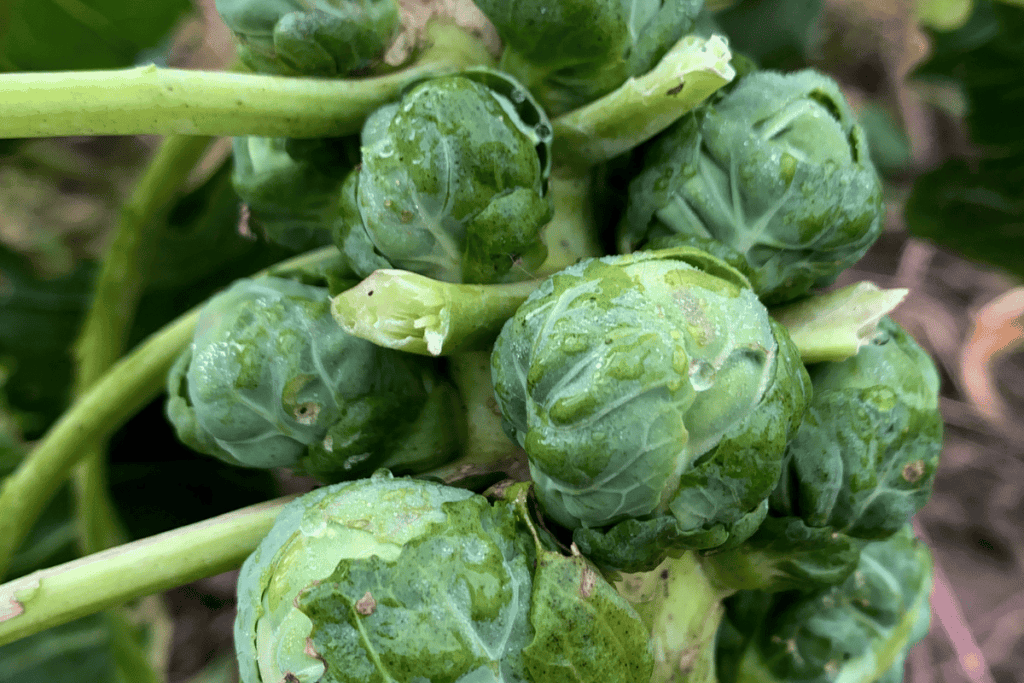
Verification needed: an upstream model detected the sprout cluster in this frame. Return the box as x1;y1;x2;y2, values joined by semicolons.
155;1;949;681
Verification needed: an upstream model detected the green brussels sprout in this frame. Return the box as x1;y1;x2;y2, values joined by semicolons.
474;0;705;115
215;0;400;77
166;276;462;482
490;247;811;571
619;69;884;304
333;69;554;284
232;136;358;251
235;473;654;683
703;317;943;593
772;316;942;536
715;526;934;683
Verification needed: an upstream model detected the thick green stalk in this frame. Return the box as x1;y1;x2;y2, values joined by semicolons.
422;351;529;485
0;496;293;647
534;172;604;277
616;551;734;683
69;135;212;681
0;247;341;579
331;271;539;355
0;24;491;139
770;282;909;363
551;34;735;167
73;134;212;554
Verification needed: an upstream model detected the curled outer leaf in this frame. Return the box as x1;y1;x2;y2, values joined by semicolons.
334;68;554;285
165;276;461;482
620;69;884;304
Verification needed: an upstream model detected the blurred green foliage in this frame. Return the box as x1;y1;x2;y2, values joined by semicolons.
905;0;1024;279
0;0;191;72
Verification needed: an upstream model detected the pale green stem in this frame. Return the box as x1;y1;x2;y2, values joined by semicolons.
551;34;735;167
69;135;213;682
616;551;734;683
73;134;213;555
422;351;529;485
331;270;539;356
0;496;293;647
770;282;909;363
0;247;341;579
534;172;604;277
0;24;492;139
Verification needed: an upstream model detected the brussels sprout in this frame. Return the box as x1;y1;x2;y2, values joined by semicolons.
619;69;884;304
703;317;943;592
772;316;942;536
334;69;554;284
715;526;934;683
474;0;706;115
232;136;358;251
166;276;462;482
215;0;400;77
490;246;811;571
235;473;654;683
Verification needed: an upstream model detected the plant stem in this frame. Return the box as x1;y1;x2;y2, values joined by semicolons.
69;135;213;681
0;246;341;579
769;282;909;363
73;134;213;554
616;551;734;683
0;24;492;139
422;351;530;485
534;172;604;277
0;496;293;647
74;135;212;397
0;308;200;582
551;34;735;167
331;270;539;355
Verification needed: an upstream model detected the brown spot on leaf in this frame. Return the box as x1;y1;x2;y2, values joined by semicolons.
666;81;685;96
903;459;926;483
356;591;377;615
678;645;698;673
580;564;597;599
238;204;255;239
294;402;320;426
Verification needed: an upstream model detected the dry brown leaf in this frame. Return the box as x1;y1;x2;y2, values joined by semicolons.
960;288;1024;430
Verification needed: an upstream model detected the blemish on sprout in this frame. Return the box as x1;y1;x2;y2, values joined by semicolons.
294;402;320;425
355;591;377;615
902;459;926;483
579;564;597;599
